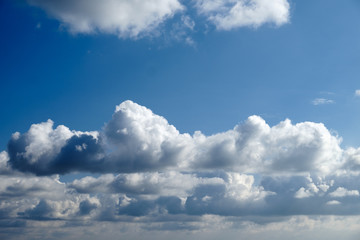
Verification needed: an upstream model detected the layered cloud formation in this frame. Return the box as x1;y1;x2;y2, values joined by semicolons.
1;101;360;239
27;0;291;38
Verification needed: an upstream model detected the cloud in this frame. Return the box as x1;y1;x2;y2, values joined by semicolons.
67;171;217;196
326;200;341;205
25;0;290;39
102;100;190;172
27;0;184;38
195;0;290;30
1;165;360;228
312;98;335;105
329;187;359;198
342;147;360;171
5;100;346;176
3;100;360;239
67;171;272;217
7;120;102;175
294;187;314;199
0;151;13;175
355;89;360;96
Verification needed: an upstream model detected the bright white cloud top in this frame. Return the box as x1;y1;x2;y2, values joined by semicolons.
7;100;346;175
26;0;291;38
2;101;360;239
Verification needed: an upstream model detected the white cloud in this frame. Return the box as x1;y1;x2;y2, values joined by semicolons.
69;171;223;197
355;89;360;96
329;187;360;198
6;100;345;175
0;151;12;175
294;185;318;199
18;120;73;164
3;100;360;239
7;119;100;175
195;0;290;30
343;147;360;171
326;200;341;205
4;101;346;175
0;173;99;222
27;0;184;38
294;176;330;199
68;171;273;209
294;187;312;199
312;98;335;105
26;0;290;39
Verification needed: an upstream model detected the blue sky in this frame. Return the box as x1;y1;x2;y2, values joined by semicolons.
2;0;360;148
1;0;360;239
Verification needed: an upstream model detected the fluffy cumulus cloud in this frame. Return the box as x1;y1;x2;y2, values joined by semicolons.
2;101;360;239
26;0;290;39
7;119;102;175
6;100;344;175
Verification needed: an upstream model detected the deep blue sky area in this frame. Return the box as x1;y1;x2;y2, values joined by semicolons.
1;0;360;150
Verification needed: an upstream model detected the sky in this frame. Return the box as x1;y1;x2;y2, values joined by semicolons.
1;0;360;239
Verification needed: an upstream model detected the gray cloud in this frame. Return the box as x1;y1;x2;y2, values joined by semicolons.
7;122;104;175
0;151;13;175
21;200;57;220
78;200;99;216
65;171;360;217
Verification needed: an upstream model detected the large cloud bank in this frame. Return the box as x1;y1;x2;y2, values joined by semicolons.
1;101;360;239
27;0;291;38
6;100;348;175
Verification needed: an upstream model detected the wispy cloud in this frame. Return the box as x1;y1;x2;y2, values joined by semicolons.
312;98;335;105
355;89;360;96
196;0;290;30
